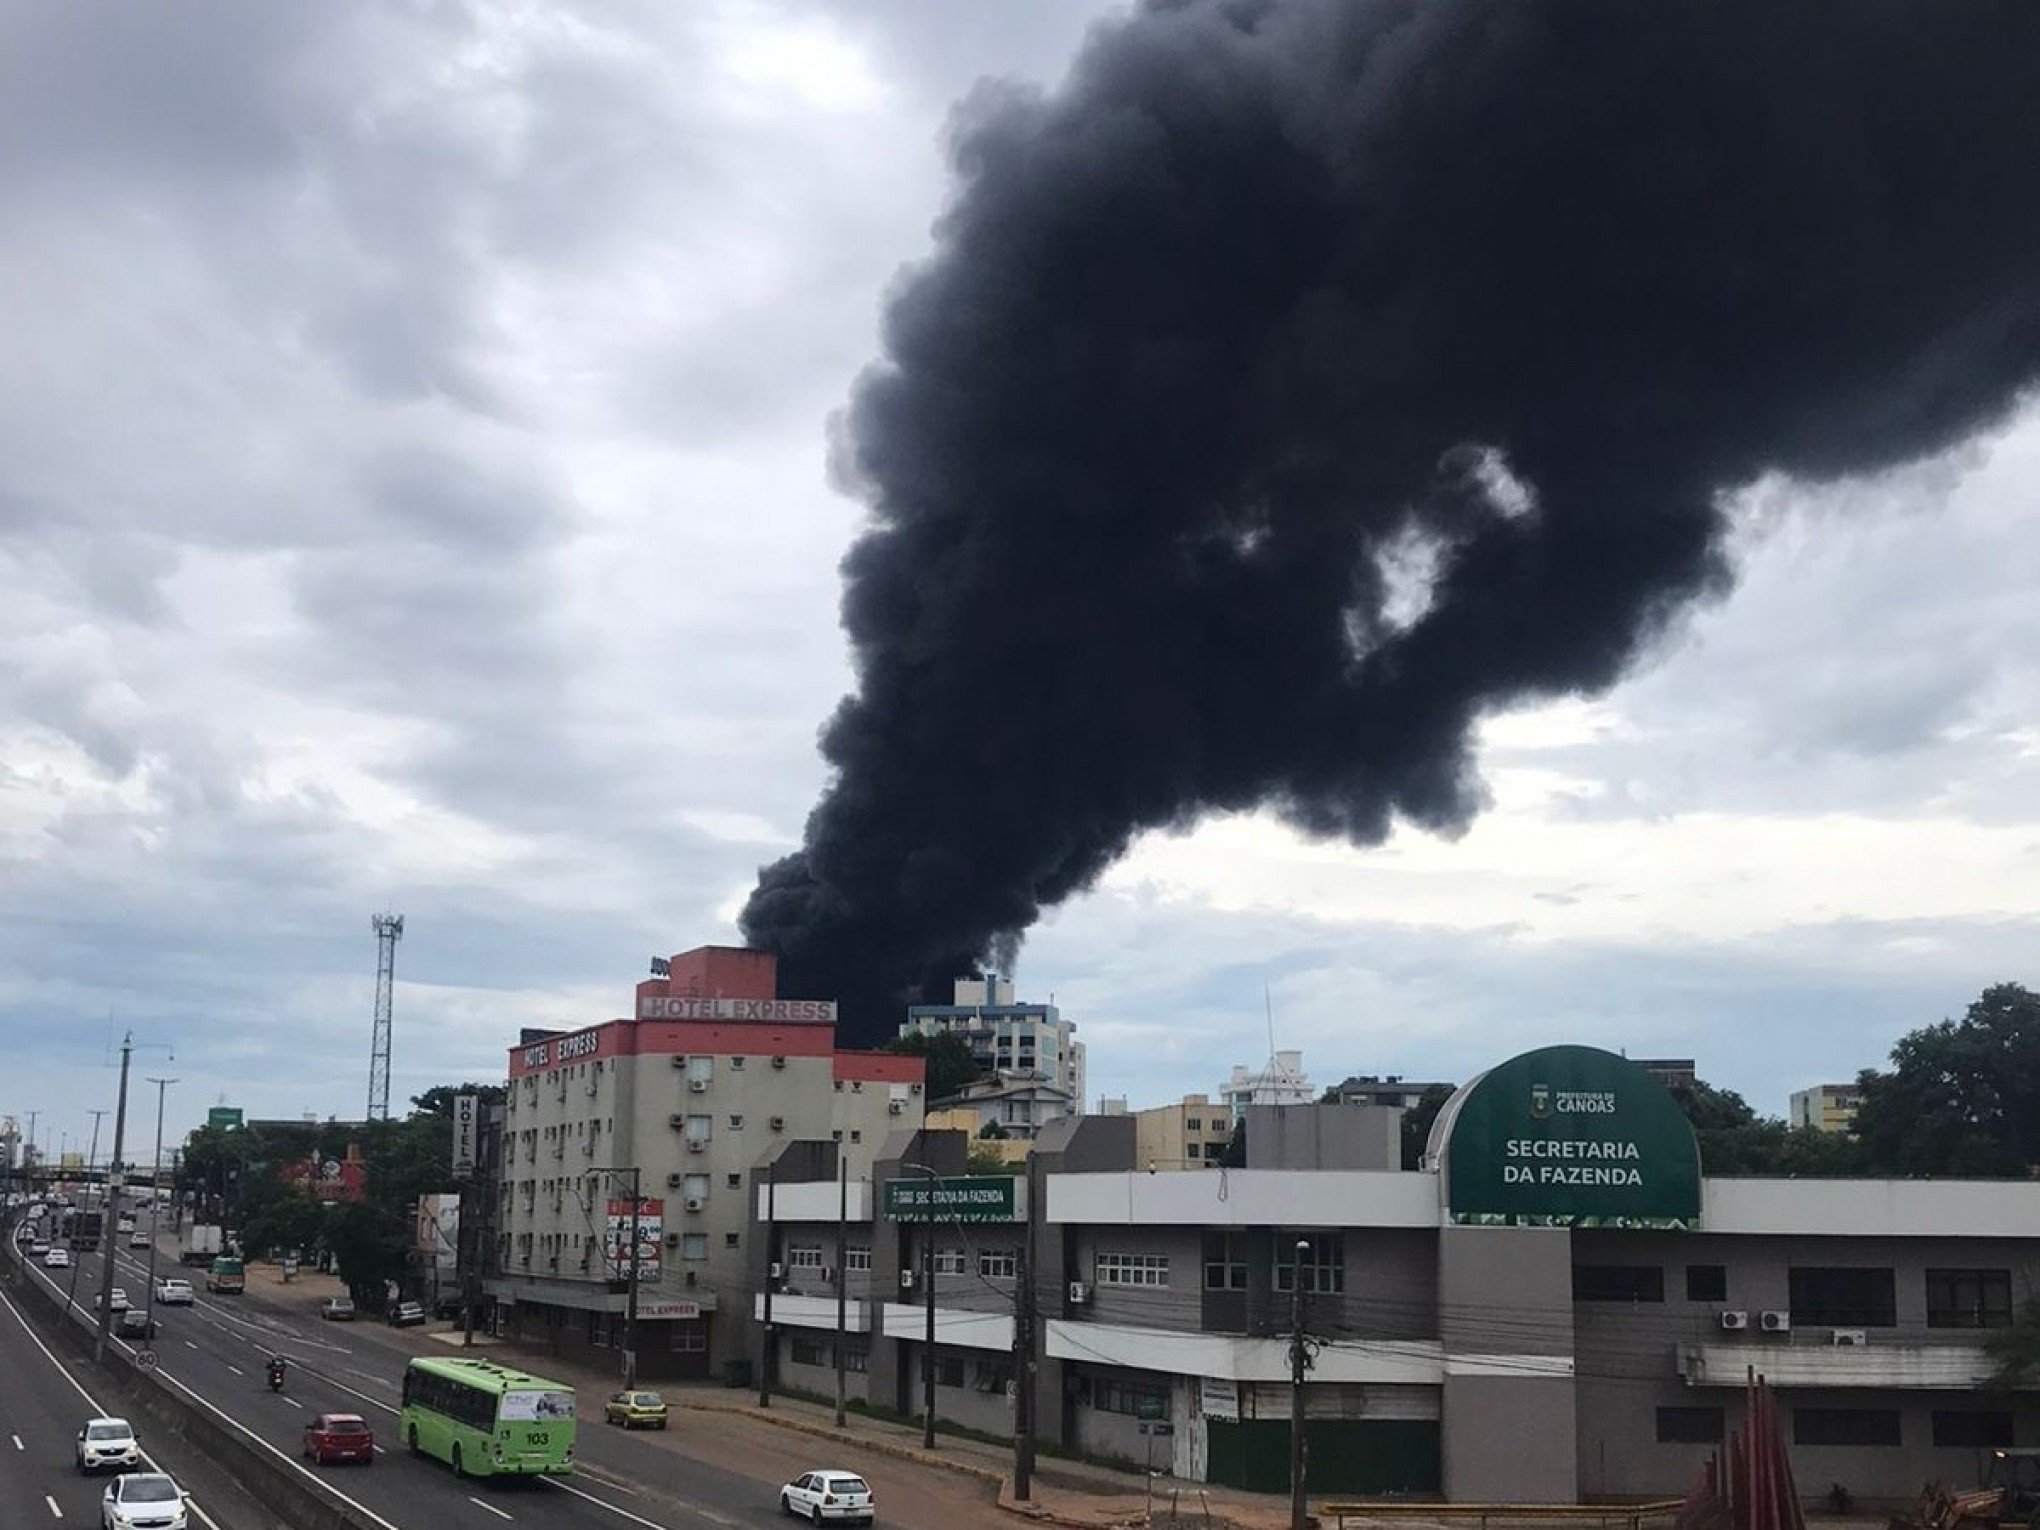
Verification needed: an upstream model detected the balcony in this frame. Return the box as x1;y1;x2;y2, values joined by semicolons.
1679;1338;1999;1390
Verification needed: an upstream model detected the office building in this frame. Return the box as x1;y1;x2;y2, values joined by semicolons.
1789;1082;1863;1134
1218;1050;1314;1120
901;977;1085;1109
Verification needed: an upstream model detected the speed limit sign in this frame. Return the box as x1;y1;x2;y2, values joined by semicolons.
134;1349;158;1370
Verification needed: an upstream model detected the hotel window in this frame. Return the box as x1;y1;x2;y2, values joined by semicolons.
686;1055;712;1085
1096;1253;1169;1288
684;1114;712;1144
680;1234;709;1262
1926;1268;2012;1328
1274;1238;1344;1295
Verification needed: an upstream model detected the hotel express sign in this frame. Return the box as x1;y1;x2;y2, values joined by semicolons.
1443;1045;1701;1228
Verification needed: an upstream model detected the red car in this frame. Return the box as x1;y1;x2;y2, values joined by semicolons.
303;1412;375;1465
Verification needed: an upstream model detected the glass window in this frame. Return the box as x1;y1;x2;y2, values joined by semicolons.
935;1355;966;1388
1933;1411;2014;1448
1093;1378;1170;1418
1096;1253;1170;1288
1574;1266;1665;1303
1274;1238;1343;1295
790;1336;827;1366
1926;1269;2012;1328
680;1233;708;1261
1203;1233;1247;1291
686;1056;712;1084
1789;1267;1896;1327
933;1249;967;1275
786;1245;824;1270
724;1232;741;1249
845;1247;872;1272
1685;1265;1727;1303
685;1114;712;1143
1657;1407;1724;1444
1794;1408;1900;1447
979;1249;1017;1280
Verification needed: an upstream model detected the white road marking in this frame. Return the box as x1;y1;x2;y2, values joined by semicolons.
226;1364;244;1375
184;1341;199;1349
44;1494;61;1518
283;1396;303;1409
467;1497;515;1521
11;1433;21;1449
546;1476;732;1529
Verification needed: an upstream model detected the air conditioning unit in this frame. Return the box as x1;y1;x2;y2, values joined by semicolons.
1719;1310;1749;1332
888;1101;904;1116
769;1262;784;1279
664;1233;679;1249
1759;1310;1791;1333
909;1082;922;1095
900;1270;916;1290
1067;1281;1092;1305
771;1055;787;1070
686;1140;706;1154
671;1056;688;1069
668;1114;687;1129
689;1079;708;1093
666;1172;684;1189
684;1198;705;1213
1831;1329;1868;1347
769;1116;785;1132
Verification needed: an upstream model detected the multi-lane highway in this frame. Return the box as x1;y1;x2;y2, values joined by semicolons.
3;1233;797;1530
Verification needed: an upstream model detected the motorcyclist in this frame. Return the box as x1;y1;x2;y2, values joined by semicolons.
266;1354;287;1390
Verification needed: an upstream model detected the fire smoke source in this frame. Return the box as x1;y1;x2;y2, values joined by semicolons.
743;0;2040;1041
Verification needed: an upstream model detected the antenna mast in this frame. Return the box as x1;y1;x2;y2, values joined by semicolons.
368;913;405;1121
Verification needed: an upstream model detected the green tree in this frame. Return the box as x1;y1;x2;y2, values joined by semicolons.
882;1032;982;1101
1852;983;2040;1178
1400;1086;1456;1171
965;1143;1013;1176
410;1082;506;1118
1668;1077;1867;1177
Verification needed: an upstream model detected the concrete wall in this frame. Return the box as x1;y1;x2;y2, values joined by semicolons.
1438;1226;1576;1503
1243;1104;1401;1170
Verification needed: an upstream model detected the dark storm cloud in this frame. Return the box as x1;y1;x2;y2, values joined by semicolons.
744;0;2040;1041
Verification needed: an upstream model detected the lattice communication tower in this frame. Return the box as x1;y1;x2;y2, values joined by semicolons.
368;912;405;1121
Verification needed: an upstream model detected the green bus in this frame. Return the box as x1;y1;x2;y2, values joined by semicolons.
399;1357;577;1477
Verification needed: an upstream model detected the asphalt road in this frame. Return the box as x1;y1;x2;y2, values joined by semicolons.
8;1234;805;1530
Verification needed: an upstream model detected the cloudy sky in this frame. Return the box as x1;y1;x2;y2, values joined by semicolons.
3;1;2034;1157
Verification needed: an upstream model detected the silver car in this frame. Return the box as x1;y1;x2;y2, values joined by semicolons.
75;1417;141;1474
102;1471;187;1530
780;1470;876;1524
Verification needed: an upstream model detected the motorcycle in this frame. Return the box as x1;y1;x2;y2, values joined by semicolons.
266;1357;287;1392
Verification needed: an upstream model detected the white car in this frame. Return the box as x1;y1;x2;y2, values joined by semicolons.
102;1471;187;1530
129;1231;150;1249
780;1470;876;1524
154;1278;194;1305
75;1417;141;1474
45;1246;72;1268
99;1288;131;1313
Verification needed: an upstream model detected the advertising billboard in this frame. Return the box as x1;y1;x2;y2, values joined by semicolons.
451;1094;478;1179
603;1197;663;1281
279;1156;369;1205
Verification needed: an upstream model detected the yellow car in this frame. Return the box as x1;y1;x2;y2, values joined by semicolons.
603;1390;669;1430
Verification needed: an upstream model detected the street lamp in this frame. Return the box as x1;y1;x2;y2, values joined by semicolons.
1289;1238;1311;1530
142;1078;178;1335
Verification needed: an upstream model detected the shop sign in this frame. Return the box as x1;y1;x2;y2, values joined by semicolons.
1199;1377;1239;1421
881;1175;1019;1222
1439;1044;1701;1228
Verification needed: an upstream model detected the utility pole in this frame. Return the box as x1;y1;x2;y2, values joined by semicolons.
833;1156;848;1428
1289;1238;1310;1530
142;1077;177;1336
68;1110;107;1316
759;1162;775;1408
95;1035;134;1362
623;1171;642;1389
922;1159;937;1449
1013;1153;1039;1500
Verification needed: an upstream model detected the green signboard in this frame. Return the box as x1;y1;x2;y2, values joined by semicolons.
208;1107;244;1131
1438;1045;1701;1229
881;1175;1019;1223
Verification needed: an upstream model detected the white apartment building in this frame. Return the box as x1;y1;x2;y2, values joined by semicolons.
1219;1049;1315;1120
901;976;1086;1109
489;947;926;1380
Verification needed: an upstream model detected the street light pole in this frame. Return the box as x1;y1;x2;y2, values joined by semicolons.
921;1159;936;1450
94;1035;134;1363
1288;1238;1310;1530
624;1169;643;1390
142;1077;178;1335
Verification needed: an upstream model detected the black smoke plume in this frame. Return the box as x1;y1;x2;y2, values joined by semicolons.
744;0;2040;1042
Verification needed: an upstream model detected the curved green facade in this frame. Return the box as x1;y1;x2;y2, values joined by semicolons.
1438;1044;1701;1228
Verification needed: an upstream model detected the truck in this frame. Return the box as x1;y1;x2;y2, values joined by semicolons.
205;1255;246;1294
68;1210;104;1253
180;1224;222;1268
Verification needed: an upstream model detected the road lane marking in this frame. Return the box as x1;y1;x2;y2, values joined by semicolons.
185;1341;199;1349
283;1396;303;1409
44;1494;61;1517
226;1364;244;1375
545;1477;730;1529
467;1498;514;1521
11;1433;21;1448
